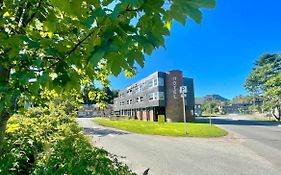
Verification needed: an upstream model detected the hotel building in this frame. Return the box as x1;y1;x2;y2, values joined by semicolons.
113;70;195;122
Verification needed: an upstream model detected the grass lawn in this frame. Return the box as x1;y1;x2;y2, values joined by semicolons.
94;118;227;137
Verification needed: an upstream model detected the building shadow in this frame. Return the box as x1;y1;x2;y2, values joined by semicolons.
196;118;280;126
81;127;129;137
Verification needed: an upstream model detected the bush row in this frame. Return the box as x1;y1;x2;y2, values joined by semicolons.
0;103;135;175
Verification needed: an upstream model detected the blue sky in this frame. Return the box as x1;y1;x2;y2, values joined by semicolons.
110;0;281;99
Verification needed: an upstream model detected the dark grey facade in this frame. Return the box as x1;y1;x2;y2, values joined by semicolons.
113;70;195;122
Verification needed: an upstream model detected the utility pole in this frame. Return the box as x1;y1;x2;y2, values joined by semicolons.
209;102;212;125
253;94;256;113
207;97;212;125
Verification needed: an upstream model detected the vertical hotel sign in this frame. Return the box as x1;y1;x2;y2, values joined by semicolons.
172;76;177;99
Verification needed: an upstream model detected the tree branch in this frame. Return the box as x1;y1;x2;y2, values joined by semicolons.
68;29;96;56
31;59;61;72
0;0;3;8
0;64;10;84
17;1;42;33
125;8;141;12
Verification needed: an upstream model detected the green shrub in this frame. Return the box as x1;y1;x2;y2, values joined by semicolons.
0;104;135;175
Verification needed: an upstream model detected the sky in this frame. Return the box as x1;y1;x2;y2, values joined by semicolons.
109;0;281;99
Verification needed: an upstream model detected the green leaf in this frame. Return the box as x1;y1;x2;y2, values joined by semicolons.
39;72;49;83
93;8;106;17
170;0;216;25
182;5;202;24
102;0;113;6
108;56;128;76
110;3;122;21
121;0;139;5
82;8;106;27
21;36;40;48
111;60;122;76
30;81;40;94
134;53;145;68
50;0;71;15
187;0;216;8
19;72;35;85
8;47;20;58
70;0;83;16
131;35;154;55
127;50;145;68
43;12;58;32
89;48;105;66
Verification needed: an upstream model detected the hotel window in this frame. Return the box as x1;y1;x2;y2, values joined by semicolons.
147;80;153;88
119;93;125;98
153;93;158;100
158;77;164;86
136;97;143;103
137;86;141;92
158;92;165;100
153;79;158;86
148;93;154;101
140;83;145;91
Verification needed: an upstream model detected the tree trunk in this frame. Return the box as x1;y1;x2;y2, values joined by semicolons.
272;107;281;121
0;112;10;154
253;95;256;113
0;64;11;154
277;107;281;122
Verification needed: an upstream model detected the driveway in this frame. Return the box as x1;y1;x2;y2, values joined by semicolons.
77;118;281;175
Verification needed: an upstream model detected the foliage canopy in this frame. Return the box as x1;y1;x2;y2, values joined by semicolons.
0;0;215;114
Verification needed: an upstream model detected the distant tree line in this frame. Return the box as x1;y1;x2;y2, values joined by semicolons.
200;95;263;115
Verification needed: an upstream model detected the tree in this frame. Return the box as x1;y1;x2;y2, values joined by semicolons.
81;84;118;105
0;0;216;152
202;100;221;114
231;95;252;104
264;72;281;120
245;53;281;120
103;87;119;104
81;82;100;104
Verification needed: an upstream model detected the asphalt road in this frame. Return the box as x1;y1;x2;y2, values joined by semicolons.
77;117;281;175
198;115;281;169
